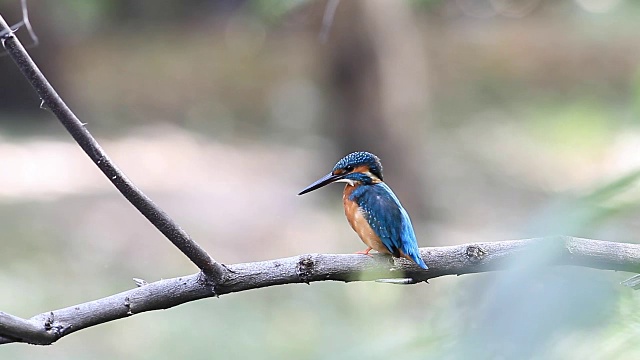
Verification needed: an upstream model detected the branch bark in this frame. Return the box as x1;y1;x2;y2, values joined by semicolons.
0;12;224;279
0;236;638;345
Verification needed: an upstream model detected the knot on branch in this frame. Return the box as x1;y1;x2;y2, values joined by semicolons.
41;312;69;341
124;297;133;315
297;255;315;284
196;271;220;297
43;312;54;331
466;245;487;262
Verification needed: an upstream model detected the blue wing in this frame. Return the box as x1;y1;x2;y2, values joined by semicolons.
350;183;428;269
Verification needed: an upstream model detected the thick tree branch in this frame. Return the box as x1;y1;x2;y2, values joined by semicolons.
0;236;638;345
0;13;223;278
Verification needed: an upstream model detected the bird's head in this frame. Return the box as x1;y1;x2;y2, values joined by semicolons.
298;151;383;195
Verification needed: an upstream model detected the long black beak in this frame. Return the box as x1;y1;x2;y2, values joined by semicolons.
298;172;344;195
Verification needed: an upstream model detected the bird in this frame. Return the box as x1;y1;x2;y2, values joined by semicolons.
298;151;428;269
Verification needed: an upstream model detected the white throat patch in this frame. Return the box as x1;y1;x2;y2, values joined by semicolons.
335;178;356;186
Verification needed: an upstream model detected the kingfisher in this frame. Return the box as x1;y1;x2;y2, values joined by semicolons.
298;151;428;269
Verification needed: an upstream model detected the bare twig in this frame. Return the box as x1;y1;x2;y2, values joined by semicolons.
621;273;640;289
0;0;38;56
0;236;638;346
319;0;340;43
0;13;224;279
20;0;39;47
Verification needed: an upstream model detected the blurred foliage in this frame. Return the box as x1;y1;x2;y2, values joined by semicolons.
525;99;618;154
530;169;640;237
250;0;307;23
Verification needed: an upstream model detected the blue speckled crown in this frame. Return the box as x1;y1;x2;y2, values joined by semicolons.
333;151;383;181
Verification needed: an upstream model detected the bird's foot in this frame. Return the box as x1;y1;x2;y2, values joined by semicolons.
355;248;374;257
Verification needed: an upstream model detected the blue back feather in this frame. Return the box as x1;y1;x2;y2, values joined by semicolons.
348;183;428;269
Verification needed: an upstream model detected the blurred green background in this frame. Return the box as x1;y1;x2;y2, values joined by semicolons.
2;0;640;358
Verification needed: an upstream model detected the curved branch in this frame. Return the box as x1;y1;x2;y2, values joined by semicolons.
1;236;638;345
0;13;223;278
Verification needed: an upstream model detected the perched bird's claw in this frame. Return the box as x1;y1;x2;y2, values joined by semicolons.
355;247;374;257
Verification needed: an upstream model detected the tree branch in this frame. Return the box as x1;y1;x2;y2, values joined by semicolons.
0;13;224;279
0;236;638;345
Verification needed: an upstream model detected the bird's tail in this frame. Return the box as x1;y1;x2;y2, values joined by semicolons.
413;254;429;270
403;248;428;270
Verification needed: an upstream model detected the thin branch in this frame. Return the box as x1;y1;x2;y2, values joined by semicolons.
319;0;340;43
0;13;224;279
0;312;50;344
20;0;39;47
1;236;638;345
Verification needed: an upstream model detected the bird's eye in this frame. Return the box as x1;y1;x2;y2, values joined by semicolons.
345;166;354;172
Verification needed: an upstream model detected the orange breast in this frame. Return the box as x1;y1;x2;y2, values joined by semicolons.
342;185;390;254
